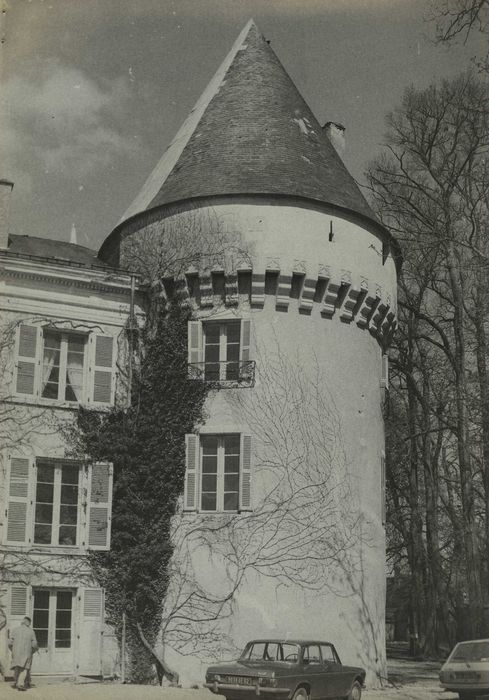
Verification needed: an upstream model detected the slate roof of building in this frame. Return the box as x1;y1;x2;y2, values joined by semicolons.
7;234;102;267
116;20;383;233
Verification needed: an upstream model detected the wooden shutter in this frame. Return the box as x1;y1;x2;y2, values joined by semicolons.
86;462;113;550
240;319;251;362
90;335;115;404
6;457;32;545
183;434;199;510
15;324;40;396
187;321;202;378
239;434;252;511
77;588;104;676
9;585;29;626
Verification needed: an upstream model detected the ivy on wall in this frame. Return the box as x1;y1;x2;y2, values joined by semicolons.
72;300;209;683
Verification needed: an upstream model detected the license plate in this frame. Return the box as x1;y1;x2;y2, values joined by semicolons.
224;676;255;685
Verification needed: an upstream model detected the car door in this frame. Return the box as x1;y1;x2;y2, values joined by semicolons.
319;644;347;698
302;645;333;700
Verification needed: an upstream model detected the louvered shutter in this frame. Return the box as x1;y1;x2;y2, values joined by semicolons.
239;319;251;362
78;588;104;675
187;321;202;378
6;457;32;544
9;585;29;624
183;434;199;510
90;335;115;404
86;462;113;550
15;324;40;396
239;434;252;511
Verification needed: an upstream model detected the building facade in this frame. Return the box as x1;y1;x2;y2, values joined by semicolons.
1;20;398;686
0;183;141;677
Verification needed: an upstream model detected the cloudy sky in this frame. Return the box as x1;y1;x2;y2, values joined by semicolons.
1;0;483;250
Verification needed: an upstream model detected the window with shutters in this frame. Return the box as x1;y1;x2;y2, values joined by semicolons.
34;461;80;546
5;456;113;551
14;324;115;406
187;318;255;387
184;432;252;513
41;330;86;402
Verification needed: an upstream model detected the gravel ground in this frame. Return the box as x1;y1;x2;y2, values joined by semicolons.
0;659;464;700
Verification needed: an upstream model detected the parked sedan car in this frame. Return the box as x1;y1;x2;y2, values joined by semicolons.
205;639;365;700
439;638;489;699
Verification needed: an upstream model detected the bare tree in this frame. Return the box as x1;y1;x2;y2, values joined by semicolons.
367;71;489;650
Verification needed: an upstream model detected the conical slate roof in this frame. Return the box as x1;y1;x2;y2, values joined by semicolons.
117;20;382;230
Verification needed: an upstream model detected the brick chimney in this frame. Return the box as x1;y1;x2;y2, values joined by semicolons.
0;180;13;248
323;122;346;156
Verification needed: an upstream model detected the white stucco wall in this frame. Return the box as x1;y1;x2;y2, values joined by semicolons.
117;197;397;688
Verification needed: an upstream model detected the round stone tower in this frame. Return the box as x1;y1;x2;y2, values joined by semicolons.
99;20;399;687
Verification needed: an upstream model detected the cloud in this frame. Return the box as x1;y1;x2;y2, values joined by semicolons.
2;60;135;181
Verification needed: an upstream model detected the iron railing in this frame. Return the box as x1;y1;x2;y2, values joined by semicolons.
188;360;255;388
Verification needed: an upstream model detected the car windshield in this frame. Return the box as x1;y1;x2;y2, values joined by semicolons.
241;642;301;663
450;641;489;662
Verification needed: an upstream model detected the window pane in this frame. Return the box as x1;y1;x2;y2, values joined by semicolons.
226;322;240;343
201;436;218;454
57;591;72;609
224;455;240;473
56;610;72;627
55;629;71;648
202;474;217;492
36;482;54;503
204;364;220;381
227;344;240;362
225;362;239;380
33;610;49;628
61;484;78;504
60;505;77;525
37;465;55;483
62;465;79;485
205;324;220;343
33;589;50;648
205;345;220;362
35;629;48;649
224;435;240;453
248;643;266;660
35;503;53;524
224;474;239;492
202;456;218;474
223;492;238;511
201;493;217;511
321;645;335;662
34;590;49;608
58;525;77;546
34;524;52;544
68;335;85;353
43;331;61;350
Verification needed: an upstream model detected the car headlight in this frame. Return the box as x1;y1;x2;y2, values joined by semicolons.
207;674;221;682
258;677;278;688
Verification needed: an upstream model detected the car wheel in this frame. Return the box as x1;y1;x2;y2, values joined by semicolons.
292;687;309;700
345;680;362;700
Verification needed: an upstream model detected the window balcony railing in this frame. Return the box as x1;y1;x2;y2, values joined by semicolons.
188;360;256;388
